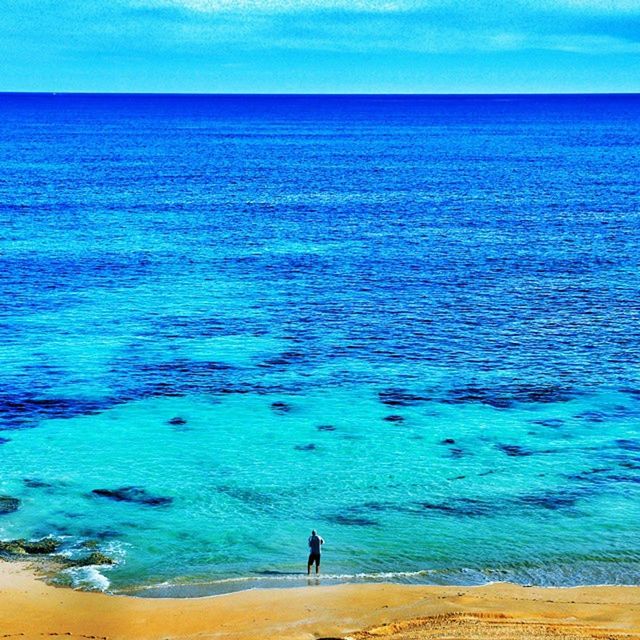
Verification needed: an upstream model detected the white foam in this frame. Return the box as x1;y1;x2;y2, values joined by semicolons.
66;566;111;592
128;568;437;594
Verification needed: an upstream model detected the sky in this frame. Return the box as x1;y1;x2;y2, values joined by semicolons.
1;0;639;93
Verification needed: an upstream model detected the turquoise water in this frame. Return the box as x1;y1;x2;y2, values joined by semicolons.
0;94;639;594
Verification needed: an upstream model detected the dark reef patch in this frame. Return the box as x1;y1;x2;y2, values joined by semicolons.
139;359;233;374
568;467;612;481
271;401;291;414
294;443;317;451
23;478;54;489
0;436;10;444
168;416;187;425
359;501;395;512
91;486;173;507
258;351;306;368
441;438;456;445
127;358;236;398
442;383;576;409
218;387;251;395
418;497;493;517
77;528;122;540
316;425;336;432
496;444;534;457
616;439;640;452
568;467;640;486
328;514;379;527
531;418;565;428
441;384;513;408
606;474;640;484
217;485;275;507
0;496;20;514
0;395;111;430
575;411;606;423
516;491;581;510
214;382;302;397
620;387;640;400
518;384;575;404
103;351;256;400
378;388;431;407
383;415;405;423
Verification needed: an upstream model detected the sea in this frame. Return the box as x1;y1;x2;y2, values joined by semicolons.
0;94;639;596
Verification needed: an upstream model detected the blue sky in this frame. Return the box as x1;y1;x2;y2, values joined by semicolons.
1;0;639;92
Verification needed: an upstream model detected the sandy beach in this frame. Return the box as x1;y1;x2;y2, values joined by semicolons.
1;561;639;640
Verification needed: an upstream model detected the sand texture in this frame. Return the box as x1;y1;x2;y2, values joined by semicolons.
1;561;639;640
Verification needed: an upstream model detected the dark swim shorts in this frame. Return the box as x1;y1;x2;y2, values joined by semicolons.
308;552;321;567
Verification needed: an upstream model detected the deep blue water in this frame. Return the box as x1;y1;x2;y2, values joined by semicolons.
0;94;639;594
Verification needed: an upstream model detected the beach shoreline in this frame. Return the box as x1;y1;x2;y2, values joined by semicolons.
1;560;639;640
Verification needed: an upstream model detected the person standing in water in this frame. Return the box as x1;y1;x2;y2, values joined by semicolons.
307;529;324;575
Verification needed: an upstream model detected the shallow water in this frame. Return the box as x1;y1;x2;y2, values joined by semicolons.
0;94;639;594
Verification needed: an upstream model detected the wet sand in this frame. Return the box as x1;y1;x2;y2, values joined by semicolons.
1;561;639;639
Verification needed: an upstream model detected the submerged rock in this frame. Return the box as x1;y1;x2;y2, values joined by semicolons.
167;416;187;425
418;497;493;517
270;401;291;414
531;418;565;428
316;425;336;431
441;438;456;445
0;495;20;514
448;497;492;515
616;439;640;452
383;415;405;423
0;396;109;430
23;478;54;489
620;387;640;400
294;443;317;451
441;384;512;408
517;492;579;510
259;351;305;368
217;484;274;506
496;444;533;457
330;514;378;526
91;486;173;507
378;388;431;407
442;383;576;408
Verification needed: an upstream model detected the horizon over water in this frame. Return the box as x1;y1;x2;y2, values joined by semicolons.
0;93;639;596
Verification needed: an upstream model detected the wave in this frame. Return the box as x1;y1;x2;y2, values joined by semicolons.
118;561;640;599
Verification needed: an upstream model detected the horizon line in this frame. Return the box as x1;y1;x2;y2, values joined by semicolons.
1;91;639;97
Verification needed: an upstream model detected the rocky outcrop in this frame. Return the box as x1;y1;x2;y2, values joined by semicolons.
0;538;60;555
68;551;114;567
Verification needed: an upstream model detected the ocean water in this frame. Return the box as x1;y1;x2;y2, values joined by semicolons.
0;94;639;595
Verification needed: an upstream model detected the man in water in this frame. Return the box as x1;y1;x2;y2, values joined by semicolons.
307;529;324;575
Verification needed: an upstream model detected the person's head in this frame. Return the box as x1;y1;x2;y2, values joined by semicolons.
311;530;317;536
